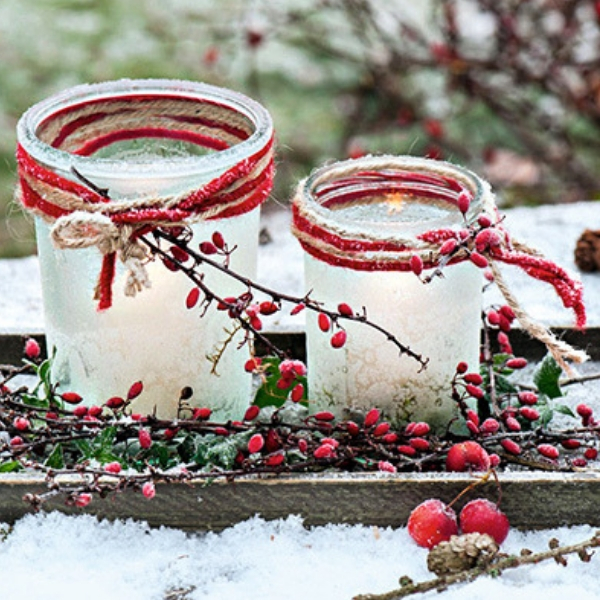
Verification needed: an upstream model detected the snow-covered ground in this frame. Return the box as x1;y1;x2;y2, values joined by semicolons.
1;512;598;600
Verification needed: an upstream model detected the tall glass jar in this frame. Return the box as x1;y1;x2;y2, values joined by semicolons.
17;79;274;419
292;156;495;430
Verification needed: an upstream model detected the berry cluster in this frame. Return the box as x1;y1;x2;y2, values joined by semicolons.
407;496;510;549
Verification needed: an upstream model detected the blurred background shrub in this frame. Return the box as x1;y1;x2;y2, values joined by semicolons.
2;0;599;257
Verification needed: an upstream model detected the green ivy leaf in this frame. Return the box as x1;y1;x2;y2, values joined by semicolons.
45;443;64;469
553;404;576;418
534;354;563;399
0;460;22;473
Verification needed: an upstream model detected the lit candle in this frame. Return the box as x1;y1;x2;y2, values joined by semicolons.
16;79;274;419
292;156;495;430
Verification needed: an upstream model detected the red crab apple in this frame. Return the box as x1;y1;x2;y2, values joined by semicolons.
446;441;491;472
459;498;510;545
407;499;459;549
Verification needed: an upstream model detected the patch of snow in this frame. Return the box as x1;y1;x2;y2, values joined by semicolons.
0;512;598;600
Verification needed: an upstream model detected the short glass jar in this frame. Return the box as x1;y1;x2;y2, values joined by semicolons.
17;79;274;419
292;156;495;430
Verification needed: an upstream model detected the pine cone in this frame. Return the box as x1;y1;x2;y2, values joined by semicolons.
427;533;499;576
574;229;600;272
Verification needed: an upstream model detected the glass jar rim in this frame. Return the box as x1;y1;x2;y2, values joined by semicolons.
301;155;491;237
17;78;273;182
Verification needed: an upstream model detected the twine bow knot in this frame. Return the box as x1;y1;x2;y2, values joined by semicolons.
50;211;151;308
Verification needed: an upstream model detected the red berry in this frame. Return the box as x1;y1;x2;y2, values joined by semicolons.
214;427;229;436
505;416;521;432
314;444;336;459
318;313;331;332
446;441;491;472
487;310;501;326
127;381;144;401
199;241;218;255
469;252;489;268
499;305;516;321
537;444;559;460
298;438;308;453
88;406;102;418
10;436;24;446
290;303;306;316
439;238;458;255
142;481;156;499
75;493;92;508
457;192;471;215
409;437;430;452
519;407;540;421
170;245;189;263
259;301;279;315
378;460;397;473
13;417;30;432
561;439;581;450
330;330;347;349
61;392;83;405
193;407;212;420
373;422;391;437
478;214;493;228
248;433;265;454
212;231;225;249
73;406;88;418
383;433;399;444
584;447;598;460
465;384;485;400
480;418;500;434
262;450;284;466
244;357;262;373
410;254;424;276
398;445;417;457
464;373;483;385
346;421;360;436
456;362;469;374
106;396;125;409
506;357;527;369
314;411;335;422
423;118;444;139
105;462;122;474
138;429;152;449
407;499;458;549
24;338;41;360
501;438;521;455
186;287;201;309
459;498;510;545
244;405;260;421
577;404;594;419
407;421;430;437
337;302;354;316
518;391;538;406
364;408;380;428
290;383;304;403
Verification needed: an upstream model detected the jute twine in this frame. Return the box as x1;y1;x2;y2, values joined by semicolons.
17;92;274;310
292;156;588;371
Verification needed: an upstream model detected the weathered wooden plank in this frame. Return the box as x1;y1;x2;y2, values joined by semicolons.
1;471;598;531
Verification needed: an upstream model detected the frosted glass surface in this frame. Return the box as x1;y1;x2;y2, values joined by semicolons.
37;209;259;420
304;255;482;430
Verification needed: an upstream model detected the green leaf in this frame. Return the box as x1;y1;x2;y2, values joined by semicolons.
553;404;576;418
0;461;22;473
534;354;563;399
45;444;65;469
253;357;307;409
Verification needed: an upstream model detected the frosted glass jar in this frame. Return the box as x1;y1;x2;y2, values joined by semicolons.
17;79;274;420
292;156;495;430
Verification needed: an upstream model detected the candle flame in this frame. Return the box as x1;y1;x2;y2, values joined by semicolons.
386;194;404;215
